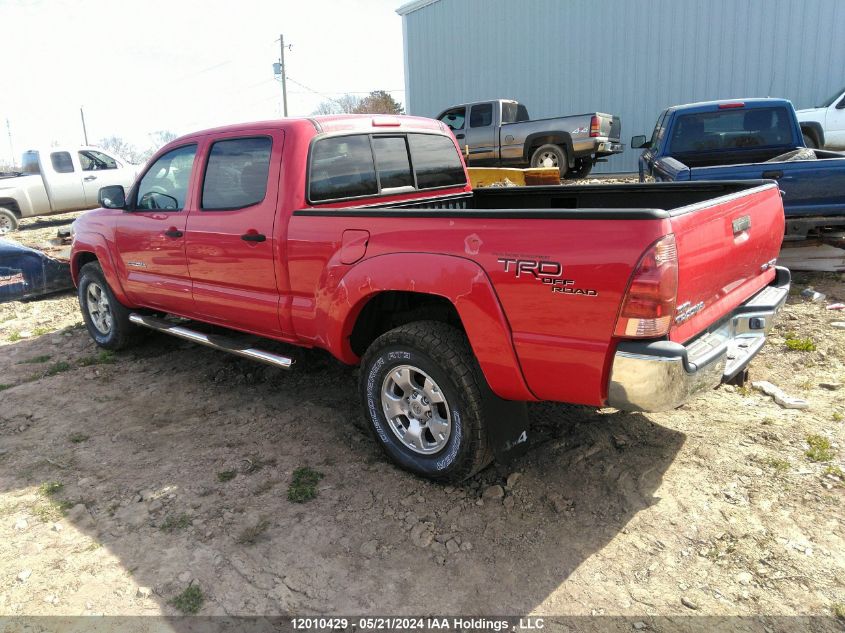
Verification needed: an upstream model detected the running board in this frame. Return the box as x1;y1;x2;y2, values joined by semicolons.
128;313;293;369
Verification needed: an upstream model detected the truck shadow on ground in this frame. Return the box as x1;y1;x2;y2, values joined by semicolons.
0;329;685;621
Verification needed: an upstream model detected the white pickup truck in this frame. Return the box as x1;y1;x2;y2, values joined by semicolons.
0;146;138;233
796;85;845;150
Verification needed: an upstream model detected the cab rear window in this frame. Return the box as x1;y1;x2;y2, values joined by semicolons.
309;132;465;203
669;107;793;153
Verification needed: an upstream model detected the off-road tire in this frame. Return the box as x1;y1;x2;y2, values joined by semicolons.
530;143;568;176
564;157;593;179
359;321;493;482
78;261;139;350
0;207;18;234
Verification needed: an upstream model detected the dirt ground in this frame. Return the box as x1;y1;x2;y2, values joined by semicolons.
0;212;844;627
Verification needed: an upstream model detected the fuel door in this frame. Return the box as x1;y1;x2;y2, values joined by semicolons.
340;229;370;265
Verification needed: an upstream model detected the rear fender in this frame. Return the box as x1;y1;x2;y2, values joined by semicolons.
799;121;825;148
70;232;132;305
320;253;536;401
523;131;574;167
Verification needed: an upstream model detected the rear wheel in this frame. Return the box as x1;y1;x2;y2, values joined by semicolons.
564;157;594;179
359;321;493;482
78;262;139;350
0;207;18;234
802;132;818;149
530;143;568;176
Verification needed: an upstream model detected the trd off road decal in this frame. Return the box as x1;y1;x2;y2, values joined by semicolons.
496;257;598;297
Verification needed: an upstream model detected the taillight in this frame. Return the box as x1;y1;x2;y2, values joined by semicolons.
614;234;678;338
589;115;601;137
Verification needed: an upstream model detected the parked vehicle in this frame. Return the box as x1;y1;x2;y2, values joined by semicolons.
0;146;138;234
71;114;789;482
0;238;72;303
632;98;845;241
435;99;622;178
795;85;845;149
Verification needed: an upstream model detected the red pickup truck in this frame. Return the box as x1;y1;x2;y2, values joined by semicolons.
71;114;790;482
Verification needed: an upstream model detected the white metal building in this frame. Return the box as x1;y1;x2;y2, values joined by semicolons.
397;0;845;172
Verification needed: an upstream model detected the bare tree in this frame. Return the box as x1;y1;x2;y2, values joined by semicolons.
311;93;362;115
97;136;144;164
149;130;177;149
353;90;404;115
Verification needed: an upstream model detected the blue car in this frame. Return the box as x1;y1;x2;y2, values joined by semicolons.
632;98;845;241
0;238;72;303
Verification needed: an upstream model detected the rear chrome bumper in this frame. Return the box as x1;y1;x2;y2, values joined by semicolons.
607;267;790;412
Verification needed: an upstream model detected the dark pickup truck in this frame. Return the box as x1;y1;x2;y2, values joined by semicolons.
437;99;622;178
632;98;845;242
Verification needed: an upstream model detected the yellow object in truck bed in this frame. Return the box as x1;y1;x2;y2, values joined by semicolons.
467;167;561;188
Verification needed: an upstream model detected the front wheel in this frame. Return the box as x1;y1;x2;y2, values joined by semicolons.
78;261;139;350
358;321;493;482
564;157;594;179
0;207;19;234
530;143;568;176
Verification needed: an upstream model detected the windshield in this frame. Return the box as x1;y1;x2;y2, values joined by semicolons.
818;85;845;108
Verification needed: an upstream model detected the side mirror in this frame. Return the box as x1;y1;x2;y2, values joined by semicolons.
98;185;126;209
630;135;648;149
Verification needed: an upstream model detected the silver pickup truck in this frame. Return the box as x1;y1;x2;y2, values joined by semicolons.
436;99;623;178
0;146;138;234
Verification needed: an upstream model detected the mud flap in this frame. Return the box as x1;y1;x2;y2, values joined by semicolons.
482;392;531;462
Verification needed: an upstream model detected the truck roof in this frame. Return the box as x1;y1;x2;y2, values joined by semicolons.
666;98;795;113
175;114;449;142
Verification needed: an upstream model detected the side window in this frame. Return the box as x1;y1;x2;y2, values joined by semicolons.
439;108;465;131
372;136;413;190
135;145;197;211
470;103;493;128
50;152;74;173
79;150;118;171
202;137;272;210
408;134;466;188
310;135;378;202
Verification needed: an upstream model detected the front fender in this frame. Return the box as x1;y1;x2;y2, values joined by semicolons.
70;232;132;306
318;253;536;402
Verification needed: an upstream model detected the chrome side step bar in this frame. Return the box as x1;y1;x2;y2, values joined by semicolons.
128;313;293;369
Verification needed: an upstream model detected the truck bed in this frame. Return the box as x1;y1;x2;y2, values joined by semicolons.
292;180;784;405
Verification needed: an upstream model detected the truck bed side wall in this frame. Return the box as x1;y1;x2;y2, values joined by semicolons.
286;212;667;406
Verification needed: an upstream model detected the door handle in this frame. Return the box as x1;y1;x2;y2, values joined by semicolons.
83;175;97;181
762;170;783;180
241;232;266;242
164;228;183;238
455;133;465;140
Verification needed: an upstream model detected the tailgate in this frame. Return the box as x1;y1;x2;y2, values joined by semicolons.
606;114;621;141
668;183;785;343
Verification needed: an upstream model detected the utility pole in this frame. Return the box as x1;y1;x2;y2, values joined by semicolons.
5;118;15;168
80;106;89;145
275;34;291;117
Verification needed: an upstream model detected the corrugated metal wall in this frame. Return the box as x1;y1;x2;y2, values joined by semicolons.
400;0;845;173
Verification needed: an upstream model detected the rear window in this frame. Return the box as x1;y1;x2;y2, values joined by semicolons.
50;152;74;173
502;102;529;123
408;134;466;189
669;107;793;153
309;133;465;202
372;137;413;190
310;136;378;202
21;152;40;175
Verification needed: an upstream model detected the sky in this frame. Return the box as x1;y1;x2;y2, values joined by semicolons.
0;0;407;165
